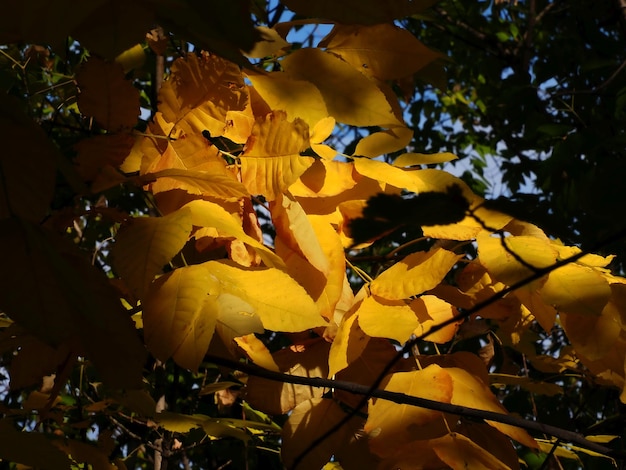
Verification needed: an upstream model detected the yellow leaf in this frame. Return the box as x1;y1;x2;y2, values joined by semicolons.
513;288;557;332
411;295;461;343
354;127;413;158
281;48;404;127
205;260;326;332
112;207;192;299
560;303;622;361
290;159;359;198
477;233;558;286
183;199;284;269
322;24;441;80
245;26;289;58
365;367;454;457
246;70;329;127
158;53;246;136
447;367;538;448
241;111;314;200
357;296;418;343
328;308;370;377
234;334;279;371
393;152;459;167
490;374;563;396
76;56;139;131
431;432;513;470
155;411;206;433
370;248;461;300
215;293;264;346
540;264;611;316
143;264;218;370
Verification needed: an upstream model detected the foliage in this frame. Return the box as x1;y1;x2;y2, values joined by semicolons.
403;0;626;268
0;1;626;469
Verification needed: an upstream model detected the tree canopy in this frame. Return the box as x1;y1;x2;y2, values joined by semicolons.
1;1;626;469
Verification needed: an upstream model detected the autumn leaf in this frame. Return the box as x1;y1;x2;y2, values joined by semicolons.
370;247;461;300
354;127;414;158
234;334;279;371
321;23;441;80
112;207;193;299
158;52;246;137
76;57;140;131
240;111;314;200
281;48;404;127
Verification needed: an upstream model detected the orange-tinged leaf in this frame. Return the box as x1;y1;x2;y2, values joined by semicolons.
322;24;441;80
560;303;622;361
393;152;458;167
145;168;248;201
112;207;192;299
183;199;284;269
76;57;139;131
447;367;537;448
328;308;370;377
246;71;329;127
354;127;413;158
158;53;246;137
0;93;57;221
411;295;461;343
477;233;558;286
241;111;314;200
540;264;611;316
234;334;279;371
281;48;404;127
431;432;513;470
205;260;326;332
143;264;218;371
370;248;461;300
365;366;454;457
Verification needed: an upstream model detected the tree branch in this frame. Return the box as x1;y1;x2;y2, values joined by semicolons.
206;355;625;460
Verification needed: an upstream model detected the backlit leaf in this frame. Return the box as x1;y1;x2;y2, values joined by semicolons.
158;53;246;137
234;333;279;371
245;26;289;58
560;303;621;361
328;308;369;377
204;260;326;332
282;48;404;127
431;432;512;470
393;152;459;167
240;111;314;200
143;264;218;370
357;296;418;344
354;127;413;158
370;248;461;300
113;207;192;299
322;24;441;80
246;70;329;127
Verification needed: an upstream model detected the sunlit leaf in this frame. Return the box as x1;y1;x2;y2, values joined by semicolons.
411;295;461;343
245;26;289;58
183;199;284;269
430;432;512;470
322;24;441;80
540;264;611;316
354;127;413;158
143;264;218;370
76;56;139;131
234;333;279;371
393;152;459;167
240;111;314;200
113;207;192;299
328;308;369;377
246;70;329;127
205;260;326;332
158;52;246;136
357;296;419;344
370;248;461;300
282;48;404;127
290;160;359;198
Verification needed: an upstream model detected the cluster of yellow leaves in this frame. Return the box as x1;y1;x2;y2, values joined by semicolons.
3;1;626;468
